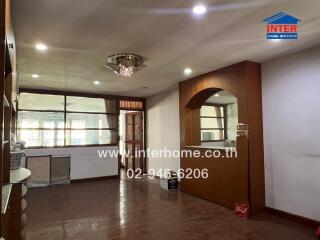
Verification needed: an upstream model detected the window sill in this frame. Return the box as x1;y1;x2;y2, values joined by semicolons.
23;144;118;149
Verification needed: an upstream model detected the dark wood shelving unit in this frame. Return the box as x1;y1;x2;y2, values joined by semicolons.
1;1;30;239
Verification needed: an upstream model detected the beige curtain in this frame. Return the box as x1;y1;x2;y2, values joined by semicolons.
105;99;118;144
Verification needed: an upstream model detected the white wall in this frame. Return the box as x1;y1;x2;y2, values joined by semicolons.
262;45;320;221
146;86;180;173
24;146;118;180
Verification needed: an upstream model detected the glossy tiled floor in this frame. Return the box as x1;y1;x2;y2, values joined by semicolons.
26;176;317;240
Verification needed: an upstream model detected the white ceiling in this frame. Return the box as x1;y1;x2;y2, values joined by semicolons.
12;0;320;97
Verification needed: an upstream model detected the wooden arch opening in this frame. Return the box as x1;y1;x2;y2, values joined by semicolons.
179;61;265;215
186;88;222;109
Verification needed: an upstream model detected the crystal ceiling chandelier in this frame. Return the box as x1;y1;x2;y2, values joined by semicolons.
106;54;146;77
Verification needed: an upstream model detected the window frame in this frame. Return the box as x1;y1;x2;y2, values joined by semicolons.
17;92;119;148
200;103;228;142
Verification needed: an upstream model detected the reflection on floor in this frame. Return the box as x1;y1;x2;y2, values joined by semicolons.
26;176;317;240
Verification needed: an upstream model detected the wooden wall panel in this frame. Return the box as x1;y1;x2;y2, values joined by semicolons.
181;138;248;209
0;0;5;234
5;0;17;104
244;63;265;214
179;61;265;215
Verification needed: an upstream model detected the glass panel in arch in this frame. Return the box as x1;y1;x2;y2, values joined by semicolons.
200;105;224;117
200;118;224;129
201;130;224;141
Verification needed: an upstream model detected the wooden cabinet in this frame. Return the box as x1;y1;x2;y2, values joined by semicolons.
8;170;31;240
1;0;30;239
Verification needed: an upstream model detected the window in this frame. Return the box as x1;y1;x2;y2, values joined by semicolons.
19;93;64;111
18;93;118;147
119;100;143;110
198;90;238;147
200;104;226;142
66;96;117;113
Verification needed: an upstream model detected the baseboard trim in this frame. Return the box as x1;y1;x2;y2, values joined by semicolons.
265;207;320;228
71;175;119;183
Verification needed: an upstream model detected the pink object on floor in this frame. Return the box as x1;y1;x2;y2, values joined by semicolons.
235;202;250;219
315;226;320;238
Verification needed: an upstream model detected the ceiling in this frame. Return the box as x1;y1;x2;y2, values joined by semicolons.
12;0;320;97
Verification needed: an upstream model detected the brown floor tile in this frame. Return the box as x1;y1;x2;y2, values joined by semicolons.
25;176;317;240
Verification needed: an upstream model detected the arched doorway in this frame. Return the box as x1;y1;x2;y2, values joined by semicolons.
179;61;265;215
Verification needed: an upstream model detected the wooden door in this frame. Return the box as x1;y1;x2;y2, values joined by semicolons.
125;112;143;172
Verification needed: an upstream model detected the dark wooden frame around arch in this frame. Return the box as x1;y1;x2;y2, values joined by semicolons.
186;88;222;109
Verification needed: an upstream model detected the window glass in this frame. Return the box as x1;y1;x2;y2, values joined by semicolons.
201;130;224;141
65;130;117;145
66;113;117;129
18;129;64;147
227;103;238;141
19;93;64;111
17;93;119;147
66;97;117;113
200;105;224;117
199;90;238;146
200;118;224;129
18;111;65;128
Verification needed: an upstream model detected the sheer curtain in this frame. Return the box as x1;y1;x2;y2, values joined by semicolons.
105;99;118;144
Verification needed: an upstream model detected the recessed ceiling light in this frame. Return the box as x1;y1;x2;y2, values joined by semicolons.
35;43;48;51
192;5;207;15
184;68;192;76
94;80;100;85
31;74;39;79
